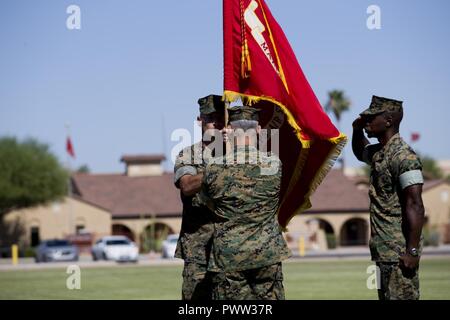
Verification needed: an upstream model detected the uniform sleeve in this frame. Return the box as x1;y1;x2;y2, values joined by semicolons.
197;165;215;211
362;143;382;165
394;151;424;190
173;148;197;188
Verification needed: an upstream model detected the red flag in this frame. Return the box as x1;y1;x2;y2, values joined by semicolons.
66;136;75;158
223;0;347;228
411;132;420;142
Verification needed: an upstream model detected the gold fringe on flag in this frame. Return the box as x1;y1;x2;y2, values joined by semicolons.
223;89;348;229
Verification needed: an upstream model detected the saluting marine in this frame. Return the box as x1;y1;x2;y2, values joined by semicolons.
352;96;425;300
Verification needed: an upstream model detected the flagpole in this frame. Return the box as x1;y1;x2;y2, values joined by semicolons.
65;123;74;238
224;101;230;155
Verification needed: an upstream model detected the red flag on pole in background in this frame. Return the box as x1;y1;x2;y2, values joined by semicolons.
411;132;420;142
66;136;75;158
223;0;347;228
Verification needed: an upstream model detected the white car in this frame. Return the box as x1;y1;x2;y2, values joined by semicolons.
91;236;139;263
161;234;179;259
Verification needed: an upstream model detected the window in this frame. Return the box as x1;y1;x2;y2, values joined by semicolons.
106;239;130;246
46;240;71;247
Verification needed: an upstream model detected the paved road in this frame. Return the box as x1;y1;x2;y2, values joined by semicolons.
1;245;450;271
0;254;183;271
290;244;450;259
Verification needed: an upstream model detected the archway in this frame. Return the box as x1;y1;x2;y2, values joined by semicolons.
141;223;174;253
307;218;336;249
340;218;368;246
112;224;136;242
75;217;87;235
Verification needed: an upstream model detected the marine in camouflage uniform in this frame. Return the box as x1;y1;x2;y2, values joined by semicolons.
173;94;225;300
200;106;291;300
353;96;425;300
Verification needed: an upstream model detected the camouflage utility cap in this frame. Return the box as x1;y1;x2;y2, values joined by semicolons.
360;96;403;116
198;94;225;115
228;106;260;122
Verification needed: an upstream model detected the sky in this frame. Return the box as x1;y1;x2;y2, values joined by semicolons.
1;0;450;173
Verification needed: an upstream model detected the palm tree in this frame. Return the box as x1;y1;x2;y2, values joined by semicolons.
325;90;351;170
325;90;351;130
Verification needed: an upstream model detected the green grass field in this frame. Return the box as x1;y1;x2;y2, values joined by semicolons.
1;258;449;299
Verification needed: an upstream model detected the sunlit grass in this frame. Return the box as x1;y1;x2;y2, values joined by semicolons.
1;258;449;300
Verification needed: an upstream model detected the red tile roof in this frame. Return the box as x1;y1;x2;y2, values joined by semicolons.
306;169;369;213
72;169;369;218
72;172;181;218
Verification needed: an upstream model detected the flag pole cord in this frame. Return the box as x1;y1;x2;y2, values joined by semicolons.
240;0;251;78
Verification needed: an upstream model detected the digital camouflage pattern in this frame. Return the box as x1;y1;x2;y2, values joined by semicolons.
198;94;225;115
201;145;290;273
211;262;285;300
360;95;403;116
174;142;214;300
228;106;260;122
364;133;423;262
181;261;213;300
174;141;214;264
377;262;420;300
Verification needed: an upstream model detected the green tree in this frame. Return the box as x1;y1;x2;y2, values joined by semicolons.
420;155;443;180
0;137;69;250
0;137;69;216
76;164;90;173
